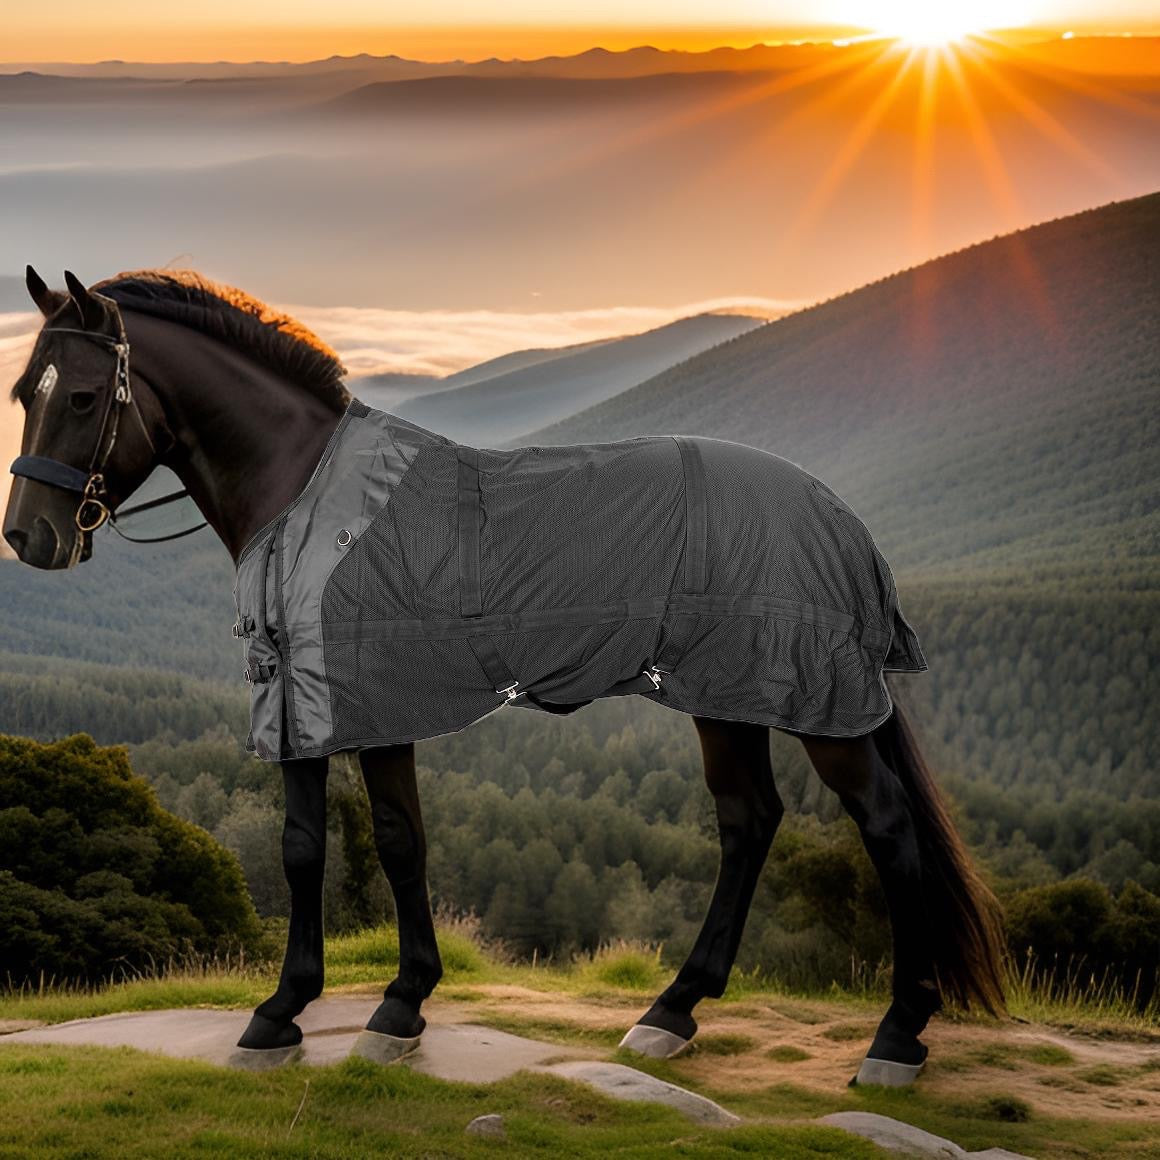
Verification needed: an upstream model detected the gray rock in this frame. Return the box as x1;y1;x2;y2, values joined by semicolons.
819;1112;1033;1160
540;1060;740;1125
0;1003;587;1078
466;1113;506;1139
966;1152;1035;1159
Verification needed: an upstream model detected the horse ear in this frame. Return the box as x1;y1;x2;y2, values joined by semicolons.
63;269;105;331
26;264;64;318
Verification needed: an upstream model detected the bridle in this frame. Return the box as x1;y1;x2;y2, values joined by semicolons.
9;323;206;542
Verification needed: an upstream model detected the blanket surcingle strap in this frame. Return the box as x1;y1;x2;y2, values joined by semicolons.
233;399;927;762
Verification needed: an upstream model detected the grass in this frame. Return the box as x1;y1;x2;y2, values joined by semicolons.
695;1034;759;1057
5;931;1160;1158
0;1045;883;1159
575;943;668;993
1004;951;1160;1036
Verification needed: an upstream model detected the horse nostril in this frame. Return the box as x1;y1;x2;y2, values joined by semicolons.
4;516;64;569
3;527;28;558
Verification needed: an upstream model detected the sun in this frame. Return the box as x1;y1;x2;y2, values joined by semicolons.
838;1;1025;47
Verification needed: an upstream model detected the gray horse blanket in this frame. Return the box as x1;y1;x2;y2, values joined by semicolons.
234;399;927;762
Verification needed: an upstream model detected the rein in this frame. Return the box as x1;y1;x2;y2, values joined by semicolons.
9;325;207;543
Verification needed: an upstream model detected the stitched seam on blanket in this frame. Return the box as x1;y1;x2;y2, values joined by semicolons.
314;592;887;645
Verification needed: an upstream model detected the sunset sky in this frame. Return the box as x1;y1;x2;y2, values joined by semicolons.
6;0;1159;61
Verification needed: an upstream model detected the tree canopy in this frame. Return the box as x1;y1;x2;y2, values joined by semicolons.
0;733;263;984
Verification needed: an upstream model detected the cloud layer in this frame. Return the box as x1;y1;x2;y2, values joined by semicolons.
284;297;797;379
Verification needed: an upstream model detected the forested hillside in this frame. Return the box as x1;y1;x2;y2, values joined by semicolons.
526;192;1160;587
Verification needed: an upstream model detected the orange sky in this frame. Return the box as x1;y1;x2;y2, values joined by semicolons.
3;25;863;63
4;1;1159;62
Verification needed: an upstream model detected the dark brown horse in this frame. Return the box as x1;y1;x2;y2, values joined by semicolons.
4;268;1007;1083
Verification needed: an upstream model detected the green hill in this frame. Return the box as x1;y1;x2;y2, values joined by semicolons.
525;192;1160;588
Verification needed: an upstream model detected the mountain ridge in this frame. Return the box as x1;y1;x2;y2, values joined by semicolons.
522;192;1160;582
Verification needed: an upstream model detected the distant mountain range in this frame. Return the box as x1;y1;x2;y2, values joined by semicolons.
387;312;764;445
5;36;1158;81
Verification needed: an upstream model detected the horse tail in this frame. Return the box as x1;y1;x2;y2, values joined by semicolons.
872;681;1008;1016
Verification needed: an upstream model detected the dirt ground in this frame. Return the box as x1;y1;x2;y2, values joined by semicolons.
431;984;1160;1124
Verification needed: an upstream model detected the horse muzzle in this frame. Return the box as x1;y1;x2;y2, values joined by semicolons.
3;478;87;570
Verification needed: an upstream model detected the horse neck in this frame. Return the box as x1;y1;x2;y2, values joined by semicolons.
123;310;345;562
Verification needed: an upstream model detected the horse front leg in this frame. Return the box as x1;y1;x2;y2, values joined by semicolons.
351;743;443;1063
622;715;783;1058
236;755;330;1058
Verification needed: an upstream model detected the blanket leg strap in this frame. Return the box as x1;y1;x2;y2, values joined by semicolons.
467;632;521;703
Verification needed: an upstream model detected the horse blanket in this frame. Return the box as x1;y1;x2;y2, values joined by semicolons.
234;399;927;762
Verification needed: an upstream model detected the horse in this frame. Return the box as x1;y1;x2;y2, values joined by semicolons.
4;267;1008;1084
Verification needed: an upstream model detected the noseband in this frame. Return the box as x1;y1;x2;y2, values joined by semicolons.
9;324;205;541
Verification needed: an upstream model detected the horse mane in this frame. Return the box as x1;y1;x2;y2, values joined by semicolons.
92;269;351;411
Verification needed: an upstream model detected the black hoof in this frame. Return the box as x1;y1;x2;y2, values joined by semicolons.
864;982;941;1071
866;1021;929;1068
637;1004;698;1043
366;996;426;1040
237;1013;304;1051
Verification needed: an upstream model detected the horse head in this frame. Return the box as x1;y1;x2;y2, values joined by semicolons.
4;266;173;569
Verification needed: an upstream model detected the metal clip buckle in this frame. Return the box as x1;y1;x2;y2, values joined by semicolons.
498;681;520;702
643;667;663;690
114;343;132;403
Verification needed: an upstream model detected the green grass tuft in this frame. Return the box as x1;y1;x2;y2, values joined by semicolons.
695;1033;757;1056
574;943;667;993
1023;1043;1075;1066
821;1023;876;1042
1077;1064;1127;1087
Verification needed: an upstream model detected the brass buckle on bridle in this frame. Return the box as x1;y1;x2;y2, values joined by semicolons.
75;473;112;533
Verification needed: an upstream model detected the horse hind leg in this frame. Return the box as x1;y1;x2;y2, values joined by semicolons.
621;715;783;1059
350;743;443;1065
235;756;330;1065
798;730;943;1087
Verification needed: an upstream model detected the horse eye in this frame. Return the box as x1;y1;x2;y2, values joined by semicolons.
69;390;97;415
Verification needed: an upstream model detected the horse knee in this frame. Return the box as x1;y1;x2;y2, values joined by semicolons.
749;788;785;849
371;805;424;882
716;787;783;856
282;819;325;876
